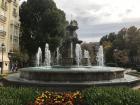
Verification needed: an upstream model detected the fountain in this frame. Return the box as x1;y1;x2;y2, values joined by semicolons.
44;43;51;66
36;47;42;66
56;48;60;65
97;45;104;66
83;50;91;66
75;44;82;66
70;43;73;58
6;20;140;90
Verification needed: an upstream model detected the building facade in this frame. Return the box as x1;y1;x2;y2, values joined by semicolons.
0;0;20;73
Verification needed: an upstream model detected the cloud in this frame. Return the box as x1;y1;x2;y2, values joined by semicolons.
21;0;140;42
77;20;140;42
53;0;140;42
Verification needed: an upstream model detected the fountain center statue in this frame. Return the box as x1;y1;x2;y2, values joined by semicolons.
60;20;82;66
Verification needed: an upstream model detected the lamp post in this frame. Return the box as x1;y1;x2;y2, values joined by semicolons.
1;43;5;74
8;51;14;71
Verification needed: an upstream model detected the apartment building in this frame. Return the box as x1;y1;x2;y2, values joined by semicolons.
0;0;20;73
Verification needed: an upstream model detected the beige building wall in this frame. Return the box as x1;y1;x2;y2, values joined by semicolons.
0;0;20;73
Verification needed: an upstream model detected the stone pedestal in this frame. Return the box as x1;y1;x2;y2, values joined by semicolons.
61;58;74;66
20;67;125;82
82;58;88;66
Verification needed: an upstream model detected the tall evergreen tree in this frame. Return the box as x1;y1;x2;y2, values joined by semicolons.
20;0;67;61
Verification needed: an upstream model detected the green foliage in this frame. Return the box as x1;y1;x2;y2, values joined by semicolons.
83;87;140;105
20;0;67;57
0;87;40;105
11;50;29;63
100;26;140;67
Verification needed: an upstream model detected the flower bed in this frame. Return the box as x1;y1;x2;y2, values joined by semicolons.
34;91;84;105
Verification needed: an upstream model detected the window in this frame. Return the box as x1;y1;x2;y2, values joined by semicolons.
1;0;7;11
2;0;4;4
13;8;17;17
13;0;17;7
1;0;4;7
0;25;4;31
5;2;7;8
13;8;16;14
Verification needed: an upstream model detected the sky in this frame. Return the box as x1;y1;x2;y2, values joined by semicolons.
20;0;140;42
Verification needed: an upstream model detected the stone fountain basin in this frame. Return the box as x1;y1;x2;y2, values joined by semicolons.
19;66;125;82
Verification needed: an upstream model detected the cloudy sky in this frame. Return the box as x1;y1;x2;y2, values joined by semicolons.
20;0;140;42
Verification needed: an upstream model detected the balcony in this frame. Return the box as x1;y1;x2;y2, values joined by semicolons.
0;30;6;37
1;3;7;11
10;20;20;27
13;1;18;7
13;12;17;17
0;15;6;23
7;0;12;3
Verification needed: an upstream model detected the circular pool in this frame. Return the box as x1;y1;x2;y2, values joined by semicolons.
20;66;125;82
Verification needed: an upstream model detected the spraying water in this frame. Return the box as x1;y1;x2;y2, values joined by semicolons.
84;50;91;66
70;42;73;58
44;43;51;66
56;47;60;65
75;44;82;66
36;47;42;66
96;45;104;66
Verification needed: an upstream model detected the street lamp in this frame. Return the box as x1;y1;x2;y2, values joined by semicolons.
8;51;14;71
1;43;5;74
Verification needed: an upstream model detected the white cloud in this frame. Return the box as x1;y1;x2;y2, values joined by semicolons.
54;0;140;42
54;0;140;23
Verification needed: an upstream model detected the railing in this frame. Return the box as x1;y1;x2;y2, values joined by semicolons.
13;11;17;17
13;1;18;7
7;0;12;3
13;12;17;17
11;20;20;27
0;30;6;37
1;3;7;11
0;15;6;22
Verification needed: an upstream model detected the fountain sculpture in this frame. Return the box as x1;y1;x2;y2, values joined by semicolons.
84;50;91;66
36;47;42;66
44;43;51;66
56;48;60;65
97;45;104;66
75;44;82;66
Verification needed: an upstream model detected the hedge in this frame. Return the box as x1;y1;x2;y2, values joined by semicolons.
82;87;140;105
0;87;40;105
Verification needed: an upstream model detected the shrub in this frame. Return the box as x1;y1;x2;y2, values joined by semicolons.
0;87;40;105
82;87;140;105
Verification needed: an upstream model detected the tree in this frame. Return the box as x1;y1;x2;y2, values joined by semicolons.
107;32;116;42
100;26;140;67
113;50;129;66
125;26;139;56
20;0;67;62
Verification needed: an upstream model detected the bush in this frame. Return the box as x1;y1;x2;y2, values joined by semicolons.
0;87;40;105
82;87;140;105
